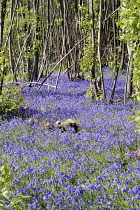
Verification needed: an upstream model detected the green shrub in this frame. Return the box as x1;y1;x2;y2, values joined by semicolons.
0;84;24;119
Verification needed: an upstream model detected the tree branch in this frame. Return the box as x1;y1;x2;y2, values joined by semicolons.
37;34;90;90
102;6;120;23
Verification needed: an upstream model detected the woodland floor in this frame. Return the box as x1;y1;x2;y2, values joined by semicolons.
0;67;140;210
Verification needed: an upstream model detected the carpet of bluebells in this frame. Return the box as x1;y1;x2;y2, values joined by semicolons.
0;67;140;210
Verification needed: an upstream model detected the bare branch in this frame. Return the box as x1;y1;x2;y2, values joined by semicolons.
12;82;56;88
37;34;90;90
102;6;120;23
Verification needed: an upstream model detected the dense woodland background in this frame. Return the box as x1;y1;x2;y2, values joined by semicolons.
0;0;140;116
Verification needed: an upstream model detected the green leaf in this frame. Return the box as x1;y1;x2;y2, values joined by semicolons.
2;187;11;200
0;202;4;207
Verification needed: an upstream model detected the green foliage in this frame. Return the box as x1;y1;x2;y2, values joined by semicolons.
0;84;24;118
0;163;30;209
119;0;140;132
0;164;12;203
55;18;63;25
129;110;140;132
80;43;95;78
54;0;61;9
85;87;95;99
80;42;101;99
77;5;92;32
0;54;9;69
78;17;92;32
133;48;140;101
119;1;140;42
16;5;37;29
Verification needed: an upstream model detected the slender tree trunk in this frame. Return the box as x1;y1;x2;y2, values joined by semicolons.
30;0;40;82
109;0;119;103
26;0;32;81
124;44;133;104
9;0;17;82
0;0;7;95
0;68;4;95
98;0;106;98
89;0;98;98
126;44;133;96
0;0;7;47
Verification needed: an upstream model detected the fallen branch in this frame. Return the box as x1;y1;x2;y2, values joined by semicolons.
12;82;56;88
37;34;90;90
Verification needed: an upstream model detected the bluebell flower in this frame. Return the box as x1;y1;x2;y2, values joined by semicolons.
121;185;129;193
74;186;84;197
114;176;121;184
0;70;139;209
28;201;38;210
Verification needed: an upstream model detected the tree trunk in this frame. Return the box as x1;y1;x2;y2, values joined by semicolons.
0;0;7;95
0;0;7;47
89;0;98;99
9;0;17;82
124;43;133;104
30;0;40;82
97;0;106;98
109;0;119;103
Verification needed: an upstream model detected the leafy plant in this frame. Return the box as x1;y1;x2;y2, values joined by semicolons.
0;84;24;119
0;164;30;209
0;164;12;206
80;44;95;76
119;0;140;133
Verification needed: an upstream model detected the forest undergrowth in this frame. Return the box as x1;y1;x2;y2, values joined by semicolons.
0;67;140;210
